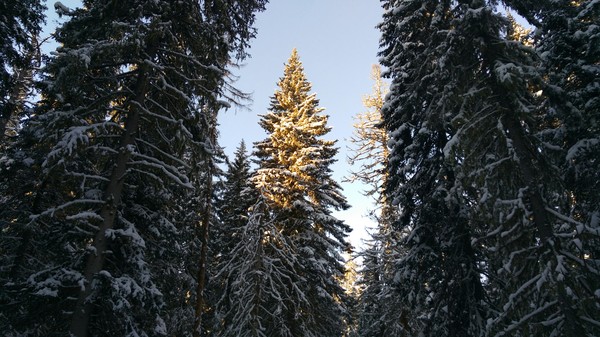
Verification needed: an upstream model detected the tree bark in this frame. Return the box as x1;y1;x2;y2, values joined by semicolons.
193;169;212;337
193;111;217;337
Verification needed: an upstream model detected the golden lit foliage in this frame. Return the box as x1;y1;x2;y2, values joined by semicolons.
255;49;335;209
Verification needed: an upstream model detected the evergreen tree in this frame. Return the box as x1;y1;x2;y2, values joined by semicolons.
378;0;600;335
210;139;258;333
0;1;266;336
475;0;600;335
213;139;257;274
218;140;257;233
346;64;405;337
378;1;489;335
215;197;312;337
449;3;599;335
347;64;389;203
539;4;600;330
0;0;45;144
537;0;600;265
231;48;352;336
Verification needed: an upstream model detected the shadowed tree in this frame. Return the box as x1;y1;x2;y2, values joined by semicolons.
0;1;266;336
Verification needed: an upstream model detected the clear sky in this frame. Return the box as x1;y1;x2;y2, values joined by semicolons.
43;0;384;250
220;1;384;249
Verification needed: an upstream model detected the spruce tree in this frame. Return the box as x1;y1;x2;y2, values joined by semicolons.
450;3;598;335
0;1;266;336
378;1;488;335
215;197;310;337
347;64;404;337
378;0;600;335
347;64;389;203
210;140;257;333
218;140;256;233
537;0;600;260
213;139;257;273
235;49;352;336
0;0;45;144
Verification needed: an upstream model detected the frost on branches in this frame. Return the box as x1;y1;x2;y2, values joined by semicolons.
0;0;266;336
217;49;352;337
374;0;600;336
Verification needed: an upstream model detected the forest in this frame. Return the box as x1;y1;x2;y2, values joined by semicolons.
0;0;599;336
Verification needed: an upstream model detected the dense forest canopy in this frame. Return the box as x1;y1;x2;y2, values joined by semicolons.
0;0;598;336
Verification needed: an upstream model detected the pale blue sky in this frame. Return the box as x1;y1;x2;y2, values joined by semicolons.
43;0;384;250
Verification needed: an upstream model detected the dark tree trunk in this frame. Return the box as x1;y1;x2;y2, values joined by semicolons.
193;111;217;337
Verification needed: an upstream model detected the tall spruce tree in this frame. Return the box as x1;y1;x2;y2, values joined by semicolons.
449;3;599;335
0;1;266;336
346;64;404;337
378;0;600;336
537;0;600;257
0;0;45;144
213;139;257;275
210;140;257;333
347;64;389;204
214;196;311;337
538;4;600;330
225;49;352;336
378;0;488;335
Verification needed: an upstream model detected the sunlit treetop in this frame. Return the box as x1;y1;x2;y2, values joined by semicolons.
254;49;345;213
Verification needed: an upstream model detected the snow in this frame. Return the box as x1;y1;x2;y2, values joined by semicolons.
497;300;558;336
591;212;599;228
22;157;35;166
34;287;59;297
54;2;71;17
218;99;232;109
129;158;193;189
566;138;599;161
154;316;167;335
443;132;460;158
30;199;105;221
159;75;191;102
572;238;583;251
66;211;104;221
494;62;519;84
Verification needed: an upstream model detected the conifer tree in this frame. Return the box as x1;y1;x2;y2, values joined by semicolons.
213;139;257;271
347;64;389;203
0;1;266;336
449;3;599;335
378;0;600;335
537;0;600;260
218;140;257;233
347;64;405;337
210;140;257;333
215;197;311;337
240;49;352;336
0;0;45;144
482;0;600;335
378;1;489;335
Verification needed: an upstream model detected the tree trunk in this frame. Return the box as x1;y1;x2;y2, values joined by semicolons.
69;68;149;337
193;171;212;337
480;19;584;331
193;111;218;337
